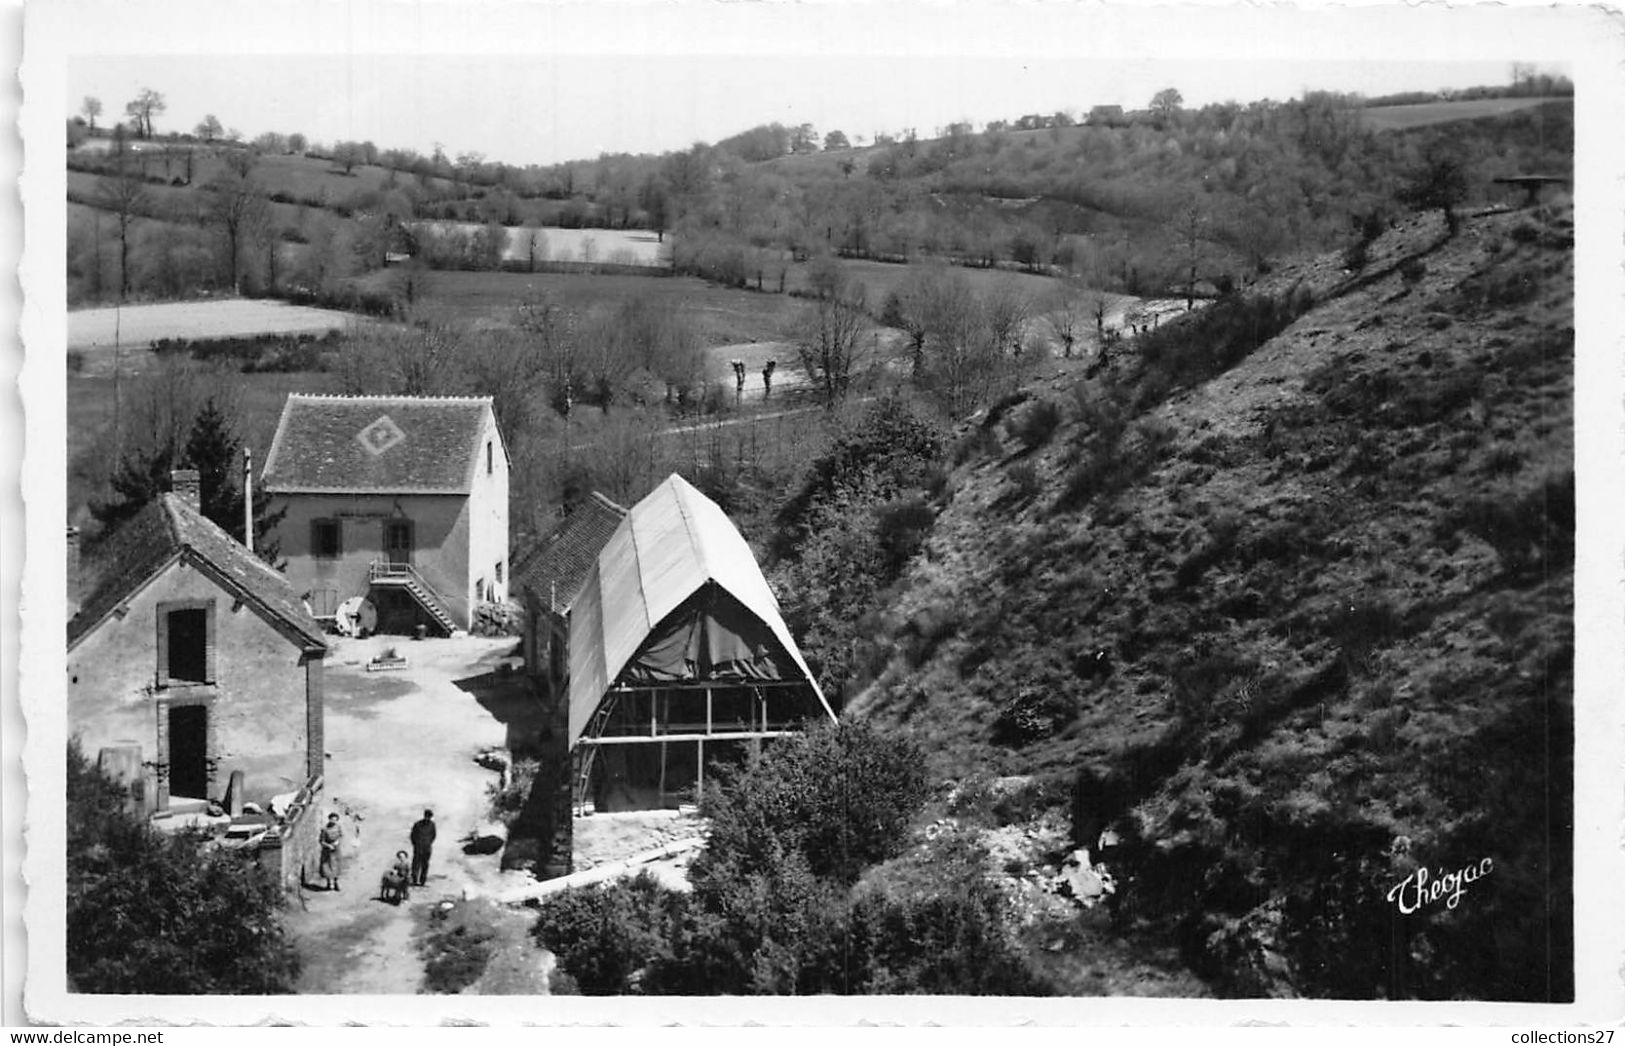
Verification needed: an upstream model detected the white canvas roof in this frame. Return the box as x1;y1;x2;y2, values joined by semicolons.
567;474;833;746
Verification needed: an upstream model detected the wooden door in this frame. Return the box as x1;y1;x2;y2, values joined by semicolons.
384;520;414;566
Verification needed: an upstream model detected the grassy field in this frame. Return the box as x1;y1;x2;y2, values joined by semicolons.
415;270;808;346
1360;95;1567;131
71;141;460;199
418;222;667;268
68;300;359;352
793;256;1062;305
417;257;1070;346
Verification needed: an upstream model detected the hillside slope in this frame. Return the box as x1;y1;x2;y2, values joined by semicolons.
849;204;1574;999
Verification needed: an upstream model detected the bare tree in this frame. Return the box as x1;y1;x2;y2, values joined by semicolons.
123;87;166;139
792;258;869;407
80;96;102;131
1176;199;1208;310
394;321;461;396
885;262;953;377
94;159;150;301
194;114;223;143
924;274;999;417
982;281;1030;358
206;153;270;293
1043;284;1089;359
514;293;576;418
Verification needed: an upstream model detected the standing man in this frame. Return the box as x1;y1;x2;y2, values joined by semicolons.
409;809;437;887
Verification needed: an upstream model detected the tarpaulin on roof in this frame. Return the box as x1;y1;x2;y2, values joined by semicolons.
622;585;799;686
568;474;833;746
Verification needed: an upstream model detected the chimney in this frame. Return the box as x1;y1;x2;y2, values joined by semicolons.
171;469;200;510
66;526;81;613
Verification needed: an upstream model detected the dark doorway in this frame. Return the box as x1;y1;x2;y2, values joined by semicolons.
168;704;208;801
384;520;414;566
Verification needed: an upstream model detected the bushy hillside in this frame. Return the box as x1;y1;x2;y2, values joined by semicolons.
844;204;1573;999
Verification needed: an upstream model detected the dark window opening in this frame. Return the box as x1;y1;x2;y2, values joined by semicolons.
312;519;342;559
487;440;494;475
167;608;209;683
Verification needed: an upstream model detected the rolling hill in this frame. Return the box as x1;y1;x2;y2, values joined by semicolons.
840;201;1573;999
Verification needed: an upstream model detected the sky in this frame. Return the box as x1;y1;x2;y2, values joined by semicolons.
56;2;1580;169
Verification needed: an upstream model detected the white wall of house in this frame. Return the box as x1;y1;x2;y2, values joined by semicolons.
272;492;473;628
467;412;511;609
67;557;321;811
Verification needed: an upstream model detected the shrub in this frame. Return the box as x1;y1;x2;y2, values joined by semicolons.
1400;258;1427;284
849;833;1050;995
531;724;1047;996
1450;471;1573;578
952;425;1000;466
66;741;300;993
695;720;930;886
533;873;684;995
773;391;943;559
148;331;342;373
874;495;935;575
1008;397;1064;449
421;899;502;993
486;756;540;828
1006;461;1042;505
1133;286;1312;404
992;683;1078;746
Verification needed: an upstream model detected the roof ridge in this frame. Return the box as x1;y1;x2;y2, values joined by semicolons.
167;494;291;584
159;493;185;544
285;393;494;403
667;475;710;580
590;491;628;516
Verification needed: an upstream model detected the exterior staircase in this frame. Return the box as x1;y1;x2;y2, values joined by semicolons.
368;560;458;635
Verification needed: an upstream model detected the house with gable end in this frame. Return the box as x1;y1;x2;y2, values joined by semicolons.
67;471;328;821
261;394;509;635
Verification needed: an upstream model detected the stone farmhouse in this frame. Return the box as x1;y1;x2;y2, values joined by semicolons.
66;472;329;876
518;474;835;877
261;394;509;635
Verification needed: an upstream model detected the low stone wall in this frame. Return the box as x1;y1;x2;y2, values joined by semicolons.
256;776;325;890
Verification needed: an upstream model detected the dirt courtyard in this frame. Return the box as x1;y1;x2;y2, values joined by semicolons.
283;633;549;994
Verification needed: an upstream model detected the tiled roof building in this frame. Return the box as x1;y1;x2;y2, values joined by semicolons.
262;394;497;495
69;493;325;651
66;477;328;849
513;493;628;616
260;394;510;633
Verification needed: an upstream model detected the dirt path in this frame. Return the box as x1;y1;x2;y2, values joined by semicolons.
284;634;548;994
